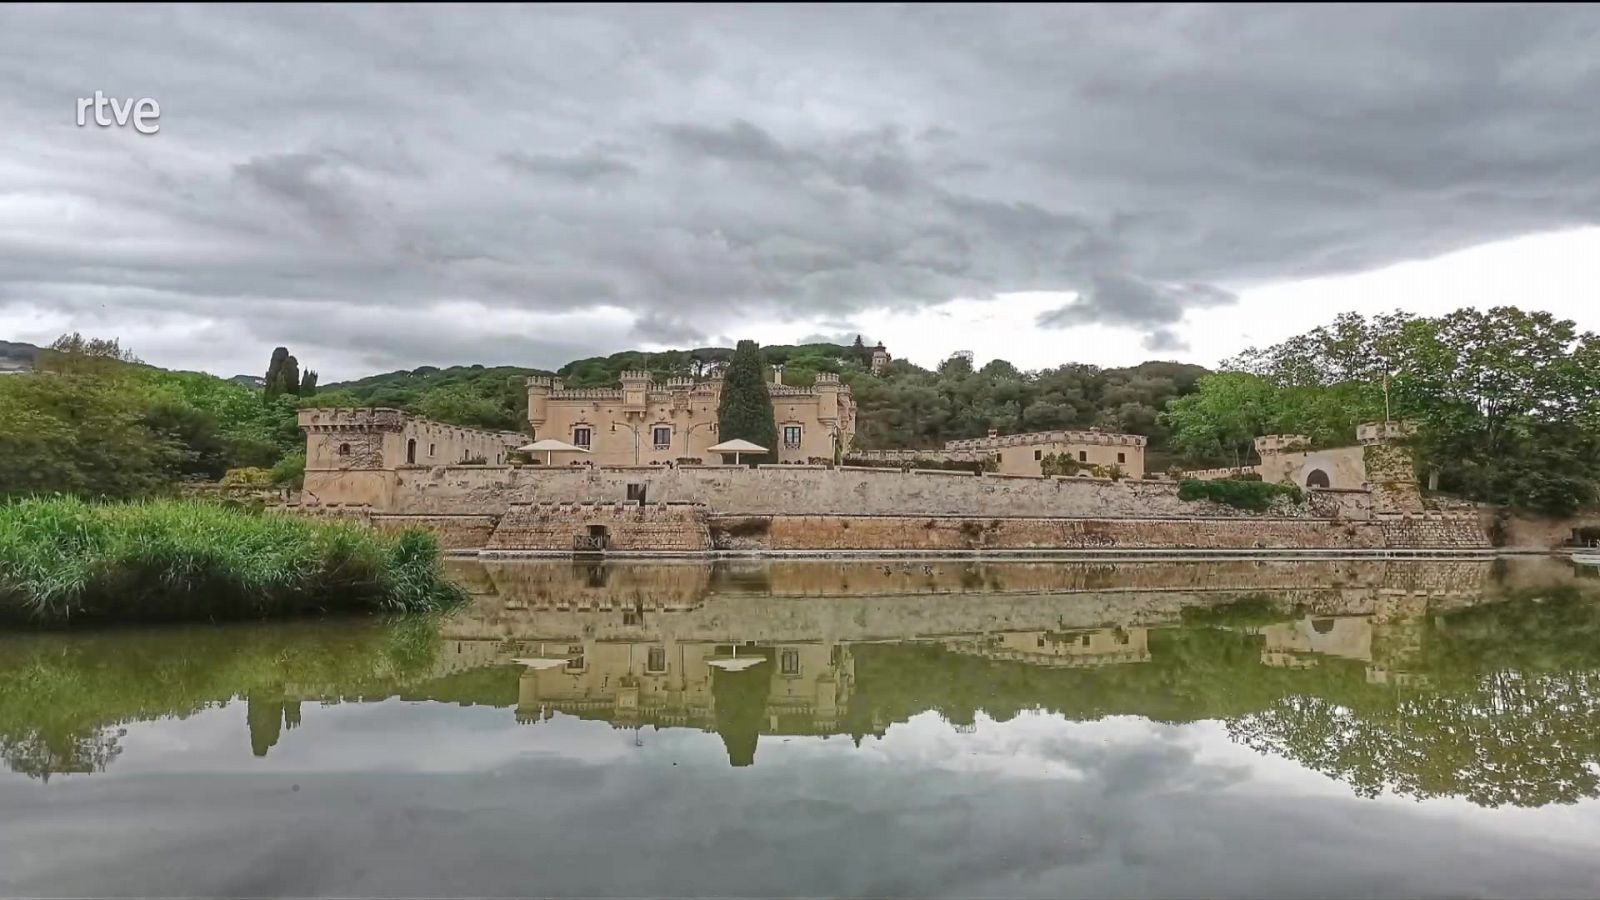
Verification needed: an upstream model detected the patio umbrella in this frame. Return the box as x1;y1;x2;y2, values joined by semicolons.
705;438;768;466
517;438;591;466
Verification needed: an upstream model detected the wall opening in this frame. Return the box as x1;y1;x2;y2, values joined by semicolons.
406;438;416;465
626;483;647;505
1306;468;1331;488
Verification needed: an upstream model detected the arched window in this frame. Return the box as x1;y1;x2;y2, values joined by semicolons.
1306;468;1330;488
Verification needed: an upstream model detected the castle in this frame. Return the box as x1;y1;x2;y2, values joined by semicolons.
527;367;856;466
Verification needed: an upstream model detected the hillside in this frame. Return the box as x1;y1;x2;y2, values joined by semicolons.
0;339;41;374
312;342;1208;464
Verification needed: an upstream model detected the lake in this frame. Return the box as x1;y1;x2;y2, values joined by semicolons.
3;557;1600;898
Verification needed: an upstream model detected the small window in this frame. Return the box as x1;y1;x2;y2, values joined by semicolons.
780;649;801;675
1078;451;1087;462
1080;634;1092;647
783;425;802;448
995;452;1002;463
573;427;592;448
429;443;436;457
1034;450;1042;460
626;483;647;504
1117;452;1126;464
566;645;585;671
647;647;667;673
653;426;671;449
338;443;351;456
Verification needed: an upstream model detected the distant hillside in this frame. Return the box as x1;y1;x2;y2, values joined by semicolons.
0;339;42;374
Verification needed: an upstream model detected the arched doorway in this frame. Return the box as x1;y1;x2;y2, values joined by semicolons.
1305;468;1330;488
406;438;417;465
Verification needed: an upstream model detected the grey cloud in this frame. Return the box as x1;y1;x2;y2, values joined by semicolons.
628;311;706;346
3;5;1600;374
498;150;637;183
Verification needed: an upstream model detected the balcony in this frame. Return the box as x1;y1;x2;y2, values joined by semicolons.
573;534;608;553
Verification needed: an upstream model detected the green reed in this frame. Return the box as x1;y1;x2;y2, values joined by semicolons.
0;497;465;626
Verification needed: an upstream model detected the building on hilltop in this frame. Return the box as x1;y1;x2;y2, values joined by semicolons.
870;342;890;374
527;368;856;466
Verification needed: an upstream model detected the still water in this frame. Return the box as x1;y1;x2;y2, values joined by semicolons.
3;557;1600;898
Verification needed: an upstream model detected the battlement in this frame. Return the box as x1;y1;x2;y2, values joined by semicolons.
1254;434;1311;455
664;376;697;389
944;429;1147;451
1358;420;1417;444
525;376;563;391
815;372;841;385
620;370;652;382
298;407;409;432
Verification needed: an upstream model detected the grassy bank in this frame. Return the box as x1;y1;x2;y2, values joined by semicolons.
0;498;465;627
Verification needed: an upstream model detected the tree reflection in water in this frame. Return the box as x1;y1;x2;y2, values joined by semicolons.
3;561;1599;809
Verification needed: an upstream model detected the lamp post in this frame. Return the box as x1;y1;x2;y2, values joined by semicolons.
610;421;641;465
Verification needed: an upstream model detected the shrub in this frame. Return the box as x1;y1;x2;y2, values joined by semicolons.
0;498;466;627
270;453;305;488
220;467;273;488
1177;479;1304;512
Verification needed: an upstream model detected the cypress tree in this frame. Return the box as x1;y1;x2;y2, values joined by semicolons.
299;369;318;397
263;347;289;401
716;339;778;466
281;354;301;397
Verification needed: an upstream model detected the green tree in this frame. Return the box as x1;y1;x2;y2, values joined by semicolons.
715;340;778;465
299;370;318;397
264;347;290;401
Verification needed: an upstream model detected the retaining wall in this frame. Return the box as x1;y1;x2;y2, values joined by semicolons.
340;464;1362;519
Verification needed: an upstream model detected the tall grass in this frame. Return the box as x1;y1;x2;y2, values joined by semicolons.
0;498;465;627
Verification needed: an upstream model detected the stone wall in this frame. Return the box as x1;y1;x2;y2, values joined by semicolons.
483;503;711;553
369;514;501;551
378;465;1335;519
714;515;1391;552
1376;513;1489;550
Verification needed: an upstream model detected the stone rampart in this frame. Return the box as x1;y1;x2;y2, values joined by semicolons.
377;465;1332;519
483;503;711;553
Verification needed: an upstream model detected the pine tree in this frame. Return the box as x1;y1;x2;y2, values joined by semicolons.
852;334;868;365
716;339;778;466
299;369;318;397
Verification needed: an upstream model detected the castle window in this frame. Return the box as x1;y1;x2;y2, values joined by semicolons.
429;443;436;457
1034;450;1041;461
1117;452;1126;464
783;425;803;448
647;647;667;673
566;645;585;671
780;649;801;675
1078;451;1087;462
653;426;671;449
338;443;351;457
573;427;592;448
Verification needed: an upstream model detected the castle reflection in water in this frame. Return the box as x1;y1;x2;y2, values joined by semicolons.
410;557;1578;764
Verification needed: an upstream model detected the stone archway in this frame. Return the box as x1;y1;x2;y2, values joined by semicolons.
1305;468;1330;488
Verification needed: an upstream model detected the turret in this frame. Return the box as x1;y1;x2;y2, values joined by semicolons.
526;376;558;430
620;370;651;413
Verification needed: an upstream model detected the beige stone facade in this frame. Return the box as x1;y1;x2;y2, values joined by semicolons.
527;370;855;466
943;428;1148;478
298;408;524;470
1185;422;1421;496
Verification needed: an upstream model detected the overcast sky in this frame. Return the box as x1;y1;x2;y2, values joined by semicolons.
4;4;1600;380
